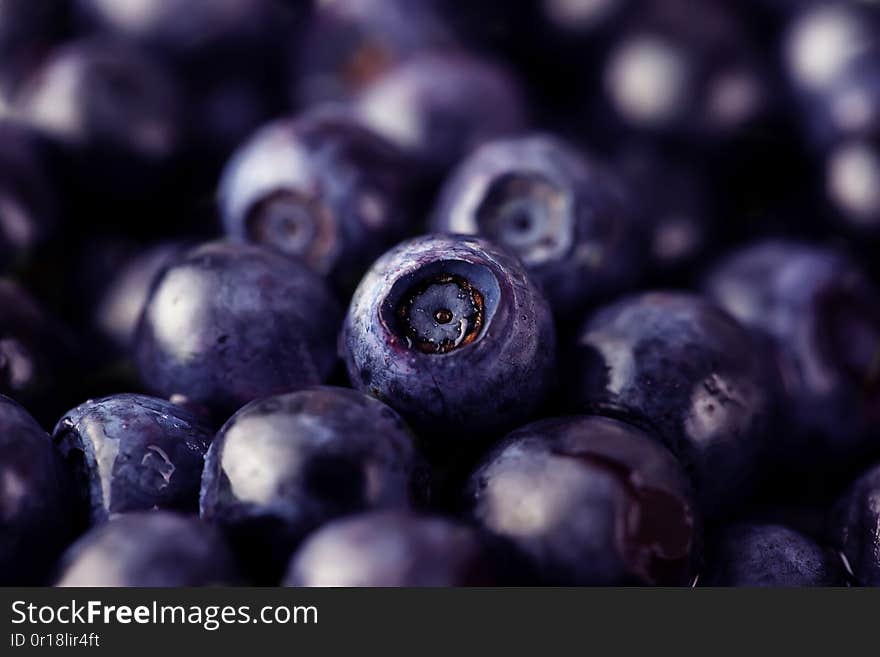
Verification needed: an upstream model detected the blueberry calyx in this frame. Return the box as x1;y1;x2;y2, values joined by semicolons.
395;272;485;354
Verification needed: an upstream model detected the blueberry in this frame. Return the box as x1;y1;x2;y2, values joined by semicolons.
284;510;494;587
354;52;528;173
431;136;643;318
54;511;241;587
52;393;213;525
0;394;74;585
0;122;56;269
295;0;455;105
703;524;844;586
342;234;556;444
830;463;880;585
200;386;423;582
467;415;700;585
704;240;880;467
94;241;187;350
566;292;777;515
602;0;765;139
134;241;341;418
825;138;880;234
218;107;415;291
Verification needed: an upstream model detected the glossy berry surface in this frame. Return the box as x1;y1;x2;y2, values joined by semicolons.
134;241;341;418
219;107;414;291
0;395;74;584
566;292;777;515
53;394;213;525
830;463;880;586
705;240;880;466
200;386;423;582
355;52;528;173
284;510;492;587
343;234;556;443
55;512;241;587
467;415;700;585
703;524;843;586
432;136;644;317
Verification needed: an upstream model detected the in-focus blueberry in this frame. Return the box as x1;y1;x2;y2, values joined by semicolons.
830;463;880;585
566;292;777;515
703;523;844;586
219;107;415;291
0;394;74;585
200;386;424;583
53;393;213;525
355;52;528;173
431;136;644;318
54;511;241;587
342;234;556;445
704;240;880;468
135;241;341;419
467;415;700;585
284;510;494;587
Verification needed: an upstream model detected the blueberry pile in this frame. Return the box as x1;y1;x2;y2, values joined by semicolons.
0;0;879;588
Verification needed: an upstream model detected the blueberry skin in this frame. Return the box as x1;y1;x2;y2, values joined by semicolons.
55;512;241;587
200;386;423;582
94;241;187;350
467;415;700;586
354;52;528;173
704;240;880;465
52;394;213;525
135;241;341;418
567;292;777;516
342;234;556;444
0;394;74;585
703;524;843;586
218;107;414;291
431;136;644;318
830;464;880;586
295;0;455;105
284;510;493;587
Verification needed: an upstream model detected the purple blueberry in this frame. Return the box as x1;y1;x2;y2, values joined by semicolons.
295;0;455;105
703;523;844;586
218;107;415;291
134;241;341;418
200;386;423;582
467;415;700;585
829;463;880;585
284;510;494;587
431;136;644;318
354;51;529;173
0;394;74;584
55;511;241;587
342;234;556;444
825;138;880;234
705;240;880;466
567;292;777;515
52;393;213;525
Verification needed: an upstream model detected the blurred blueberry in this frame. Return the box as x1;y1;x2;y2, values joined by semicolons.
703;523;844;586
284;510;494;586
295;0;456;105
134;241;341;419
830;463;880;585
55;511;241;586
566;292;777;516
467;415;700;585
53;393;212;525
200;386;423;583
0;394;75;584
342;234;556;445
432;135;644;318
705;240;880;468
354;51;528;173
825;138;880;234
219;107;415;291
